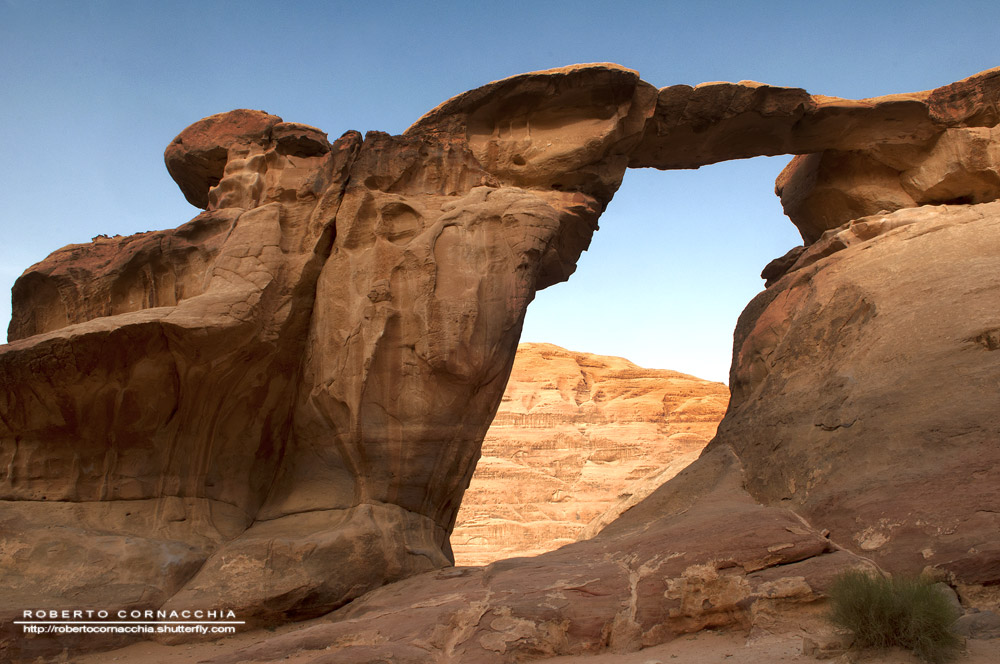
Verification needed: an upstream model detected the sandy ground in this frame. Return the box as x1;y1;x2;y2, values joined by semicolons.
538;631;999;663
61;626;999;664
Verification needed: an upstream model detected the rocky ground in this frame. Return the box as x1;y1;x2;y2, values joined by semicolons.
69;621;998;664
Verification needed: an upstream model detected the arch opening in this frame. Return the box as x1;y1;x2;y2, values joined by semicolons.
451;156;803;566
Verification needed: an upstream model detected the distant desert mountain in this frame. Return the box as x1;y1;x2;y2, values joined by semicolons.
451;343;729;566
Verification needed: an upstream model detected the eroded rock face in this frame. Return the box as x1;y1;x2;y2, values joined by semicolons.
179;181;1000;664
633;66;1000;242
3;62;1000;662
174;446;872;664
2;115;363;660
452;343;728;565
1;64;657;656
721;200;1000;598
776;125;1000;241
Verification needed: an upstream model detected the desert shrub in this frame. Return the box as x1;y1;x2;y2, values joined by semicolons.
827;570;961;663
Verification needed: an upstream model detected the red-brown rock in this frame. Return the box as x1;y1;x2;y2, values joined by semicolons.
722;200;1000;603
1;65;658;659
164;109;283;209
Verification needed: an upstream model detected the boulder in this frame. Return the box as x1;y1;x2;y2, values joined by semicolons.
163;109;283;209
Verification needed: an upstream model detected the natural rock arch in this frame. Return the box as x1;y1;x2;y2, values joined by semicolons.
2;64;999;658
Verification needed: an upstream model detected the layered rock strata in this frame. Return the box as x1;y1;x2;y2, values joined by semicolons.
452;343;728;566
2;63;1000;661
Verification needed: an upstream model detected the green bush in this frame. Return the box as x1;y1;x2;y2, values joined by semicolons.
827;570;962;663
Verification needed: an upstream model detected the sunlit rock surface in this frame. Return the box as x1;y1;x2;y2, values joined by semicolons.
452;343;728;566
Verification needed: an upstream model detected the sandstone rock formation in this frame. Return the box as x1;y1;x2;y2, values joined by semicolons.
452;343;728;565
3;63;1000;662
630;66;1000;242
120;445;874;664
721;200;1000;601
166;190;1000;664
2;66;660;661
775;124;1000;242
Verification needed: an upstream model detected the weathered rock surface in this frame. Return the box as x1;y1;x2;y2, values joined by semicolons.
2;65;657;660
633;66;1000;242
720;199;1000;604
86;201;1000;664
3;63;1000;662
776;124;1000;242
180;446;871;664
452;343;728;565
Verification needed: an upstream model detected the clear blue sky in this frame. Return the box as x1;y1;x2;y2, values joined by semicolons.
2;0;998;382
